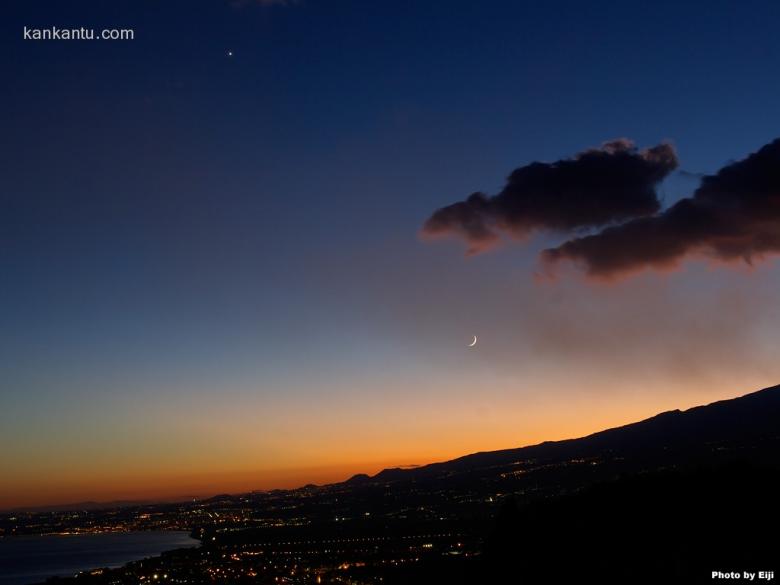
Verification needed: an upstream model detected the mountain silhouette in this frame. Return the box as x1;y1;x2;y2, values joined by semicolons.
24;384;779;585
335;383;780;585
354;384;780;487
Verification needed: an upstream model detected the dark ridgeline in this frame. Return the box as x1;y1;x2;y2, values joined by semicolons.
365;382;780;484
27;384;780;585
359;383;780;584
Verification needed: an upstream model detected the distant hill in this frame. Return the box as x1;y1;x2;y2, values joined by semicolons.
353;383;780;486
13;385;780;514
344;473;371;485
475;384;780;585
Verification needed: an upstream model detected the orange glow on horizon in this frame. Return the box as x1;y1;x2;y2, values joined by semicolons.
2;378;768;510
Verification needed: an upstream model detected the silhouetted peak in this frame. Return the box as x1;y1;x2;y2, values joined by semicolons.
335;383;780;486
373;468;408;482
345;473;371;485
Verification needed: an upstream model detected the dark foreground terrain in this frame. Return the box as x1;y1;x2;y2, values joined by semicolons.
8;384;779;584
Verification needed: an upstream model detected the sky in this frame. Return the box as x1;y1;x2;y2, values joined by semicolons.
2;0;780;509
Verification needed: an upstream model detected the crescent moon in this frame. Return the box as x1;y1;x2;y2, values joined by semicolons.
468;335;477;347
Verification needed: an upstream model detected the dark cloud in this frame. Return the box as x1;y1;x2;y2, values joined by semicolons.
421;140;678;255
543;138;780;278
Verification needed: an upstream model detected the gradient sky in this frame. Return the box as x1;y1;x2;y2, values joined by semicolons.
3;0;780;509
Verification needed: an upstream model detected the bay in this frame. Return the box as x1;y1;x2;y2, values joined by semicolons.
0;531;198;585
